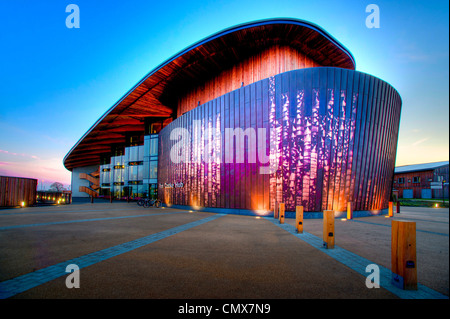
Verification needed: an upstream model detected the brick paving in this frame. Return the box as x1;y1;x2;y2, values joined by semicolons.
0;203;448;299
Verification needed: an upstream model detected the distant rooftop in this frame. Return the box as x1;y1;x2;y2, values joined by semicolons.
394;161;449;174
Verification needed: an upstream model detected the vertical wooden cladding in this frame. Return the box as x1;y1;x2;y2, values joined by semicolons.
177;45;320;117
0;176;37;207
158;67;402;213
393;170;442;198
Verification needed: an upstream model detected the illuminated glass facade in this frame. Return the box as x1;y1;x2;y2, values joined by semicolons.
99;135;159;199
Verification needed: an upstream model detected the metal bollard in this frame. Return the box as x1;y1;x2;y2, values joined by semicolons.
296;206;303;233
323;210;335;249
391;220;417;290
279;203;285;224
347;202;353;220
396;201;401;214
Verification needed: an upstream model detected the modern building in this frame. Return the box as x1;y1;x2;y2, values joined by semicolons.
64;18;402;217
0;176;37;208
393;161;449;199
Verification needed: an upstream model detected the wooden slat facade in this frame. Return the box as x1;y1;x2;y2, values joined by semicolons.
176;45;321;116
0;176;37;207
393;165;449;199
158;68;402;213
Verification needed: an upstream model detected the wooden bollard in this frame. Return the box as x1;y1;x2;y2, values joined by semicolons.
391;220;417;290
388;201;394;217
279;203;285;224
347;202;353;220
296;206;303;233
274;202;279;219
323;210;335;249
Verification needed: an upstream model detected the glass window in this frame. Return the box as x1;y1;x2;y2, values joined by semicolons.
127;146;139;162
141;184;148;198
149;183;158;199
128;165;138;181
137;145;144;161
100;164;111;184
137;165;143;180
149;161;158;179
150;123;162;134
150;135;158;156
143;160;149;179
128;135;140;147
113;185;123;198
144;136;150;157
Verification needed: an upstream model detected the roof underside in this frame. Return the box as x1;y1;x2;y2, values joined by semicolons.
64;18;355;170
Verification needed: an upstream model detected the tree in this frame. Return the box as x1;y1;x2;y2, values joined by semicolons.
49;182;65;192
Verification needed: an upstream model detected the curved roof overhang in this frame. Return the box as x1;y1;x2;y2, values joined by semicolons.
63;18;355;170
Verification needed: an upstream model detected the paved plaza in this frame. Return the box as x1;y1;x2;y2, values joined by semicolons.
0;203;448;300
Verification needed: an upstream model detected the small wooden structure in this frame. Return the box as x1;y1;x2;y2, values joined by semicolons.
0;176;37;207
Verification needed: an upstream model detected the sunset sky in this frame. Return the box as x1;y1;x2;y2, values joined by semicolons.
0;0;448;189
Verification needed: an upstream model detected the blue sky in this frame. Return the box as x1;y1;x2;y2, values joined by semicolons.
0;0;448;188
